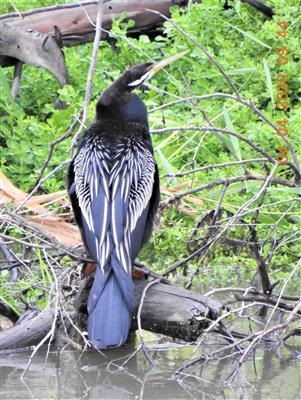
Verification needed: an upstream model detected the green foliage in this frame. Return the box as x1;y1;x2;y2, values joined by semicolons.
0;0;300;313
0;259;52;314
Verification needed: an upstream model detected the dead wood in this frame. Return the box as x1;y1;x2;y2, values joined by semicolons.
0;1;192;93
0;0;189;67
133;278;222;340
0;0;274;97
0;22;68;86
73;275;222;343
0;309;54;350
0;277;222;351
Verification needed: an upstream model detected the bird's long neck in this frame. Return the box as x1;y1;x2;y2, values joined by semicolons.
96;92;148;127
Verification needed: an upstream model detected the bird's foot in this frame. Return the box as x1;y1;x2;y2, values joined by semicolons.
81;262;148;280
132;266;148;280
81;262;97;279
82;262;149;280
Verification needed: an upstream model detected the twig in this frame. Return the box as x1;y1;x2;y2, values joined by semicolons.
204;286;258;297
0;243;20;281
70;0;104;150
151;126;277;164
0;215;88;263
232;295;301;315
146;9;240;97
160;174;295;208
136;278;160;367
149;93;245;113
249;226;271;296
14;160;71;213
160;158;269;179
11;61;23;99
217;198;300;224
0;233;50;249
174;298;297;376
33;117;80;188
150;92;300;180
230;299;301;379
185;183;228;290
21;307;56;378
265;261;300;327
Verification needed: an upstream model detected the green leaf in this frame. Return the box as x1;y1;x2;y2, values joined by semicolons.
156;148;174;175
263;59;275;108
228;23;272;49
223;106;242;161
226;68;257;75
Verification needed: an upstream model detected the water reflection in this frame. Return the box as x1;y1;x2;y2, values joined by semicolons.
0;340;300;399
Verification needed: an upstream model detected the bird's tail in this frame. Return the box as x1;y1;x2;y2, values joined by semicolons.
87;255;134;349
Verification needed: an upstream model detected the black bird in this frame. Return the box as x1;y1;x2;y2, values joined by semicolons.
68;51;187;349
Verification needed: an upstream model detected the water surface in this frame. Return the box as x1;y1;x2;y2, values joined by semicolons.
1;336;300;399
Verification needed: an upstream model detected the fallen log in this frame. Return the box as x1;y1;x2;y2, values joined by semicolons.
0;277;222;350
73;275;222;344
0;0;190;67
0;309;55;350
0;22;68;86
0;0;273;50
0;1;191;96
133;279;222;340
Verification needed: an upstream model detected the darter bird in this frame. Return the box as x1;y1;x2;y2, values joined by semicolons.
68;51;188;349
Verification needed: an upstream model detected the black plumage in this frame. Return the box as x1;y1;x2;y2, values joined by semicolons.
68;52;187;349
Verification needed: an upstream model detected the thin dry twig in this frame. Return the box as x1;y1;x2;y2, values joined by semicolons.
70;0;104;150
136;278;161;367
146;9;240;97
33;118;81;188
227;299;301;382
160;158;269;179
160;173;295;208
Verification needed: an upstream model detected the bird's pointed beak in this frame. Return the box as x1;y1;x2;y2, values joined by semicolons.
149;50;189;76
128;50;189;88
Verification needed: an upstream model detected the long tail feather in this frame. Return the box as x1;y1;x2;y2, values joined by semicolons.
87;264;133;349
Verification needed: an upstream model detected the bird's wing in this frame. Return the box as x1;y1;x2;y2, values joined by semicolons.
109;143;156;271
73;138;112;270
141;162;160;247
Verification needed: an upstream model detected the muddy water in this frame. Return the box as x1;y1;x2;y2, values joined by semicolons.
0;338;300;400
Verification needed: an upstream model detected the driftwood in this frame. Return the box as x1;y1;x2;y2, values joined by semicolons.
0;1;189;67
0;0;181;46
0;22;68;86
133;279;221;340
0;0;273;48
0;309;55;350
0;277;222;350
0;0;191;93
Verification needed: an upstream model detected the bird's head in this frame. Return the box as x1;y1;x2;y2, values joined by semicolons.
96;51;188;124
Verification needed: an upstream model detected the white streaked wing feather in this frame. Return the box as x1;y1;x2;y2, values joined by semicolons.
74;138;110;270
110;146;155;272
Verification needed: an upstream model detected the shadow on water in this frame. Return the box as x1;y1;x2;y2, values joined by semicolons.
0;337;300;400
